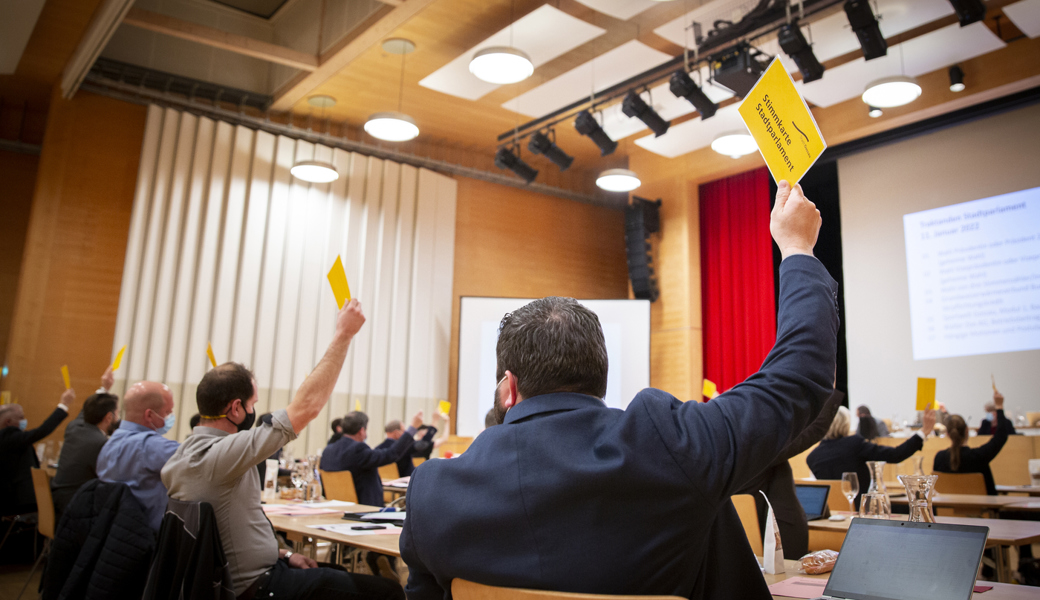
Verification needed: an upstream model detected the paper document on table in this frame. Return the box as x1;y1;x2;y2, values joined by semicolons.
262;505;343;516
384;476;410;488
305;500;356;509
766;577;827;599
308;524;400;536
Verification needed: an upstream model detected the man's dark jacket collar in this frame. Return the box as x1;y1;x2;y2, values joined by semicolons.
504;392;606;425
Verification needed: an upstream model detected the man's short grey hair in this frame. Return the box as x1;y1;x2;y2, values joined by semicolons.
385;419;403;434
342;411;368;435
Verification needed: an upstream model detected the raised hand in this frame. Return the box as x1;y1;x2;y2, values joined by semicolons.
770;180;822;260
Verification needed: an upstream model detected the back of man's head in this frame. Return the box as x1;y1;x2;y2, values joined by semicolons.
123;381;170;424
83;393;119;425
197;362;255;416
496;296;608;399
0;404;24;428
384;419;402;434
341;411;368;435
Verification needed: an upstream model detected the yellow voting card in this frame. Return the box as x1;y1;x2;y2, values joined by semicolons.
327;256;351;310
702;379;718;399
354;400;362;412
112;345;126;371
439;400;451;415
991;374;997;393
206;343;218;368
61;365;71;389
0;391;10;405
916;377;937;411
738;57;827;185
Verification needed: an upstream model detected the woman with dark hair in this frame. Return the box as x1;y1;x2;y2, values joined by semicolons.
856;412;880;440
933;390;1010;496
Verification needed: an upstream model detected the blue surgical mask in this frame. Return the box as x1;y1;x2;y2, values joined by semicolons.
156;413;175;435
18;419;28;431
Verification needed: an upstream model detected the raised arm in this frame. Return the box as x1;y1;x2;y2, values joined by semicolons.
1;389;75;449
974;391;1010;463
779;390;844;462
285;300;365;433
859;409;934;463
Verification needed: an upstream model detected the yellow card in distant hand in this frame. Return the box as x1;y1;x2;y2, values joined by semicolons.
327;256;351;310
0;391;10;405
738;57;827;184
991;374;997;393
702;379;718;400
915;377;937;411
206;343;218;369
354;400;362;412
439;400;451;415
61;365;71;390
112;345;127;371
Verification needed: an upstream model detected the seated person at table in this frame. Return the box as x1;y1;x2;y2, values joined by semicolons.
163;300;402;600
328;417;344;445
0;389;75;516
401;181;837;600
376;418;436;477
321;410;422;506
934;390;1010;495
856;405;888;439
978;396;1016;436
51;387;118;515
96;380;180;531
807;406;935;506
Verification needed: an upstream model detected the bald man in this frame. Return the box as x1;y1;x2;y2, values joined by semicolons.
95;381;179;530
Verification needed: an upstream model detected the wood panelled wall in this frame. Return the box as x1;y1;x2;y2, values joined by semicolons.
0;151;38;373
4;91;146;432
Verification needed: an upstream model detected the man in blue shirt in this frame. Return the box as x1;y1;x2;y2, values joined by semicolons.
96;380;179;531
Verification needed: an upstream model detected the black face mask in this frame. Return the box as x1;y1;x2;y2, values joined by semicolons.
231;406;256;433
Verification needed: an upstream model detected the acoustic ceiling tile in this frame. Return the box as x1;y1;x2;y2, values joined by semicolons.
634;103;747;158
1003;0;1040;38
572;0;660;21
418;5;605;101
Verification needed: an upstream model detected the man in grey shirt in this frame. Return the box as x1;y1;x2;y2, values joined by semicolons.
162;299;403;600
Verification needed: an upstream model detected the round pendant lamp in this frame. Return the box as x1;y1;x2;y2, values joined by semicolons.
365;38;420;142
291;160;339;183
469;46;534;84
596;169;641;192
711;131;758;159
861;75;921;108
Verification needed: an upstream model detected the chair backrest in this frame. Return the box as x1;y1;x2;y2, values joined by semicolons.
730;494;762;557
30;467;56;539
1026;411;1040;427
143;498;233;600
378;463;400;480
934;472;988;495
451;579;685;600
413;457;426;467
319;469;358;502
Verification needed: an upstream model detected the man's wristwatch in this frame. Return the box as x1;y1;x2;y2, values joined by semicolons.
282;551;294;563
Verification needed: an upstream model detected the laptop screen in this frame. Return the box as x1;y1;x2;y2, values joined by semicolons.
823;519;988;600
795;484;830;520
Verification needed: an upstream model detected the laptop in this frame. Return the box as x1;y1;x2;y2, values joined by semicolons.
796;483;832;521
811;518;989;600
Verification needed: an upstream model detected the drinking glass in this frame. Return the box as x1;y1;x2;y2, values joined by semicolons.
841;472;859;514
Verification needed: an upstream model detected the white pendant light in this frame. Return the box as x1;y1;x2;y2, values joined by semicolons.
862;75;921;108
469;46;534;84
364;112;419;142
596;169;641;192
711;131;758;159
291;160;339;183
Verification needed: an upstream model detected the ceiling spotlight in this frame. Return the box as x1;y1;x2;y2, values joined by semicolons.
669;70;718;119
291;160;340;183
947;0;986;26
844;0;887;61
868;106;883;118
469;46;534;84
364;112;420;142
949;65;966;92
527;131;574;171
778;21;825;83
622;91;670;137
574;110;618;156
711;43;768;97
495;147;538;184
596;169;641;193
711;131;758;159
862;75;921;108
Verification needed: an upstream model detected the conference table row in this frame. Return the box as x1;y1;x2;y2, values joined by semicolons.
263;502;1040;597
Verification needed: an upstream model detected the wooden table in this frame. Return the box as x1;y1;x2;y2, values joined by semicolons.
265;503;402;558
383;484;407;499
1005;501;1040;512
997;485;1040;497
890;493;1028;516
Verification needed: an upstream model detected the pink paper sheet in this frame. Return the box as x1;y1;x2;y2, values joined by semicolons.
261;505;343;516
767;576;828;599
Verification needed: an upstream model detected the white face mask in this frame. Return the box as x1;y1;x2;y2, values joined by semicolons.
18;419;28;431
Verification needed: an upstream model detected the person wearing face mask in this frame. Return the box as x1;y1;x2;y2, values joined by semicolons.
0;388;75;516
95;380;180;531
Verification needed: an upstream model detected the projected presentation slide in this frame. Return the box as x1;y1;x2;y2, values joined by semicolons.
903;186;1040;360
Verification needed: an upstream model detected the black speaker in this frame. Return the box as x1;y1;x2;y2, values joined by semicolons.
625;197;661;302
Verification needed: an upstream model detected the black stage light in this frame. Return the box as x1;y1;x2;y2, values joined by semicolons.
668;70;718;119
494;147;538;184
622;91;670;137
949;65;965;92
948;0;986;26
711;43;768;97
778;21;825;83
527;131;574;171
574;110;618;155
844;0;887;61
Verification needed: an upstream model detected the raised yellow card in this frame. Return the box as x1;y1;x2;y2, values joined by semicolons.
61;365;71;390
327;256;351;310
112;345;126;371
354;400;362;412
702;379;718;399
439;400;451;415
916;377;937;411
991;374;997;393
738;57;827;184
0;391;9;405
206;343;218;369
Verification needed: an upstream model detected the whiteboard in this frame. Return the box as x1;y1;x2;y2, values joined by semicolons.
457;297;651;437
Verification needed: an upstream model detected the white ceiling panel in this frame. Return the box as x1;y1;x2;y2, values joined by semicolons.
634;103;748;158
654;0;760;49
1005;0;1040;38
572;0;660;21
0;0;47;74
419;5;605;101
504;40;671;117
798;22;1005;108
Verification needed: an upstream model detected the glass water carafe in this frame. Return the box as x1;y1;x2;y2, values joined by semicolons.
860;461;891;518
899;474;938;522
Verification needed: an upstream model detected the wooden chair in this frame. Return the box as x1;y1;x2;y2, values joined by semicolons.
731;494;762;557
451;579;685;600
17;468;56;599
934;472;988;495
413;457;426;467
319;469;358;503
379;463;400;503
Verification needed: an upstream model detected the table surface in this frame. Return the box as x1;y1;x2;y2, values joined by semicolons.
889;493;1029;509
264;503;402;557
996;485;1040;497
807;513;1040;546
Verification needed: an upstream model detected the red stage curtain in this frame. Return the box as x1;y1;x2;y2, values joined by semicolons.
699;167;776;396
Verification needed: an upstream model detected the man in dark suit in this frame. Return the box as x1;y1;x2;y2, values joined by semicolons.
0;388;76;516
400;181;837;600
375;420;436;478
51;391;118;515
